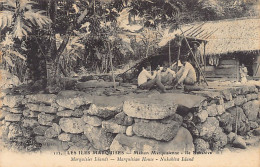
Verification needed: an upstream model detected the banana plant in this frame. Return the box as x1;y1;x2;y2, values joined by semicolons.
0;32;27;81
55;33;85;75
0;0;52;39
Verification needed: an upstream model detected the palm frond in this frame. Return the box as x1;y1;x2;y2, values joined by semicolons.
12;16;27;39
2;0;16;8
9;50;27;60
19;0;37;10
0;11;14;30
22;23;32;33
24;10;52;28
3;56;15;67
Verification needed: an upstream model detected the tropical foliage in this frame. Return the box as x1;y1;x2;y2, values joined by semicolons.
0;0;258;91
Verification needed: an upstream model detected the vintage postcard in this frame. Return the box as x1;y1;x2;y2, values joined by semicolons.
0;0;259;167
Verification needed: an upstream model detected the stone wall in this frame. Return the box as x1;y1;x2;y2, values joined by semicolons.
190;85;260;152
0;85;259;153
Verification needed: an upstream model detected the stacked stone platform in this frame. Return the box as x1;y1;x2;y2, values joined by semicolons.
0;84;259;153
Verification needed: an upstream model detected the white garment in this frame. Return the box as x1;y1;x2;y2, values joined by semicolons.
137;69;156;86
240;67;248;83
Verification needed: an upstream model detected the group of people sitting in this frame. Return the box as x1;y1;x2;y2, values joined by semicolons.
137;55;197;93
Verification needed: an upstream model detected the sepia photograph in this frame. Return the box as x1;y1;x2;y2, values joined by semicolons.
0;0;259;167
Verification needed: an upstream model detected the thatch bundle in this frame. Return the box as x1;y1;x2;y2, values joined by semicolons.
159;17;260;55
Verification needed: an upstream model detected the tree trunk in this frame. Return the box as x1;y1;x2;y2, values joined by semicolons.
44;0;89;89
46;35;58;88
45;0;58;88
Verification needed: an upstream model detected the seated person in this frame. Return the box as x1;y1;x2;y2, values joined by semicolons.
170;60;183;71
160;60;183;85
137;62;166;92
174;55;196;87
161;66;176;85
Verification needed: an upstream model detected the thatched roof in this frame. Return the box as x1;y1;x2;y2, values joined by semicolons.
159;17;260;55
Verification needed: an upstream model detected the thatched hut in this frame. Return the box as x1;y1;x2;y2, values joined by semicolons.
119;17;260;83
159;17;260;81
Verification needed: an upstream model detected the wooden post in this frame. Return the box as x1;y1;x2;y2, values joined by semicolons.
145;40;150;58
177;46;181;71
176;35;182;71
108;43;116;89
236;59;239;82
203;41;206;72
169;40;171;65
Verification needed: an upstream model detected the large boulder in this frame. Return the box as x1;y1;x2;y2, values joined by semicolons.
220;89;232;101
234;95;247;106
57;110;73;117
102;119;126;134
1;122;10;141
227;132;236;143
84;124;115;150
253;127;260;136
196;117;219;140
85;104;121;119
8;123;23;140
242;100;259;121
59;118;85;134
110;127;194;152
26;103;57;113
233;135;246;149
194;138;210;152
114;112;134;126
224;100;235;110
194;110;208;123
206;104;218;117
227;107;250;135
251;93;258;100
33;126;49;135
0;109;9;120
8;108;23;114
26;94;56;105
211;127;228;151
219;112;233;133
132;120;180;141
216;105;225;115
44;123;61;138
56;96;92;110
123;97;178;120
22;119;39;128
5;114;22;122
58;133;72;142
23;109;39;118
38;113;56;126
83;115;102;126
71;109;84;117
2;95;24;108
246;94;252;101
